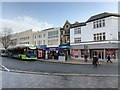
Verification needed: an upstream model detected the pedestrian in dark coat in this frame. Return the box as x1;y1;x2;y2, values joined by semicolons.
84;54;88;62
107;55;112;63
92;55;98;67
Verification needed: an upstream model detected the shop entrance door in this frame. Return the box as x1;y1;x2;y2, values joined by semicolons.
98;52;104;59
92;50;104;59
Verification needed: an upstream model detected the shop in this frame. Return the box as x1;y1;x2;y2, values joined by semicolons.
59;45;70;55
46;47;59;59
59;45;70;60
37;45;46;59
71;43;119;61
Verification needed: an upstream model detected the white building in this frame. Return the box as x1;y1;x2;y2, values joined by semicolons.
17;29;34;45
10;29;35;47
33;27;61;59
70;12;120;61
33;27;61;47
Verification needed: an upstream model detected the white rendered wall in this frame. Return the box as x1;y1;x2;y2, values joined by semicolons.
70;16;119;44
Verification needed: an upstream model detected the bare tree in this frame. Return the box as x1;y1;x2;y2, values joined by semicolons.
0;27;13;49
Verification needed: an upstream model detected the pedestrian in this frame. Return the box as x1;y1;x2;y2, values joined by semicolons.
92;55;98;67
84;54;88;62
107;55;112;63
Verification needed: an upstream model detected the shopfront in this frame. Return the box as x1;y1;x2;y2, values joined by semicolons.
71;43;118;61
46;47;59;59
37;45;46;59
59;45;70;55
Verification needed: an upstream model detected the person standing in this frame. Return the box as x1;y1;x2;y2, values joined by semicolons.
107;55;112;63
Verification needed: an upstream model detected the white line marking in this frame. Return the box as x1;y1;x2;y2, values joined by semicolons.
0;65;10;72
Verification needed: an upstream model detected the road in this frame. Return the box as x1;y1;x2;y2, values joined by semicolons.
1;57;118;75
1;71;118;88
0;57;119;88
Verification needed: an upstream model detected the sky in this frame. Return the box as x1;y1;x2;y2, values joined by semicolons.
1;2;118;33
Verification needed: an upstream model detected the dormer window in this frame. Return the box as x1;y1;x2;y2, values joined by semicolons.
93;19;105;29
65;24;70;30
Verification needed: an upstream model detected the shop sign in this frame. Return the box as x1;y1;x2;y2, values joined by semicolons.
84;45;88;49
59;45;70;49
38;45;46;49
46;47;59;50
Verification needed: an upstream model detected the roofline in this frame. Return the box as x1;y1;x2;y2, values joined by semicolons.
86;12;120;23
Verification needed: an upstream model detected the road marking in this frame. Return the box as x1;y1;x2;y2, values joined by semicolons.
9;69;119;77
0;65;10;72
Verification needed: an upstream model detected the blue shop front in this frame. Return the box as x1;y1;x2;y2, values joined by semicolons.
59;45;70;55
46;47;59;59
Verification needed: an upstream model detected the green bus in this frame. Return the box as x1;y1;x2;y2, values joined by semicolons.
7;44;37;60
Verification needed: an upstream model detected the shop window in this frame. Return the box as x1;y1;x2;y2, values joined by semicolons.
73;50;78;58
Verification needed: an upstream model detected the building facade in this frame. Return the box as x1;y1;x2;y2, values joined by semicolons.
59;20;71;56
10;29;34;48
33;27;60;47
33;27;61;59
17;29;34;45
70;12;120;61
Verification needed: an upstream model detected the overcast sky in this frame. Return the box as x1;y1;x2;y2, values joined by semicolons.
1;2;118;33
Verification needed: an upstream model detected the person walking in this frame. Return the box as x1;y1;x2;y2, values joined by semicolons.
92;55;98;67
107;55;112;63
84;54;88;62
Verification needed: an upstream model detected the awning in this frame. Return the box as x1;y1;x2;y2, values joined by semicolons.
38;45;46;49
59;45;70;49
46;47;59;50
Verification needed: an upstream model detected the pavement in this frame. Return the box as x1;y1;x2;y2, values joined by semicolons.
38;58;118;65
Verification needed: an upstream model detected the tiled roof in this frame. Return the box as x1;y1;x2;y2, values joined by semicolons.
87;12;120;22
70;22;86;28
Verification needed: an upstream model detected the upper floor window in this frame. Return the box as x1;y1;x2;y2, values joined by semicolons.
44;34;45;37
38;34;42;38
48;39;58;45
93;32;106;41
20;36;29;41
38;40;42;45
74;27;81;34
65;30;70;34
118;32;120;40
43;40;45;45
61;31;63;35
102;19;105;27
34;35;36;39
74;37;81;43
48;31;58;38
93;19;105;29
